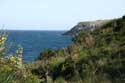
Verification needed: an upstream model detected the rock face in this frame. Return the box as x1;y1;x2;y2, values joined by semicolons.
64;20;111;35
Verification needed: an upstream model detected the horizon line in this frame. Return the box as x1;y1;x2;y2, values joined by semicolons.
0;29;69;31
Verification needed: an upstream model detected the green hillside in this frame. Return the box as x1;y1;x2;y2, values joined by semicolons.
34;16;125;83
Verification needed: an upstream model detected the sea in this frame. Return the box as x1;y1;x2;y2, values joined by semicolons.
4;30;72;62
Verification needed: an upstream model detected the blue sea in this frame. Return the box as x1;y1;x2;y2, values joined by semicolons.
5;30;72;62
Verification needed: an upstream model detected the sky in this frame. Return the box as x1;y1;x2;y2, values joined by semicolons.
0;0;124;30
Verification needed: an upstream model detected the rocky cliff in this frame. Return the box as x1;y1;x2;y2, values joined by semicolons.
64;19;111;35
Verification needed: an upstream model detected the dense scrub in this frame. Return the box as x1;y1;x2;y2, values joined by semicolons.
33;16;125;83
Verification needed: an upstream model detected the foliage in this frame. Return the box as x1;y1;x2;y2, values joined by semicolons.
0;31;40;83
34;16;125;83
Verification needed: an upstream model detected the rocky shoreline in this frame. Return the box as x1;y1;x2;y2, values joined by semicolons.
64;19;111;35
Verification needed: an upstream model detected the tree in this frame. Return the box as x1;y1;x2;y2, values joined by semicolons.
122;14;125;19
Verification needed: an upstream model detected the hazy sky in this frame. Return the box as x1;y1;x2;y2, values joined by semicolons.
0;0;124;30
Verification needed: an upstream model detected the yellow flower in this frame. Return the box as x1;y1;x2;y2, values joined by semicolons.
2;36;6;41
8;54;17;64
0;34;6;46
